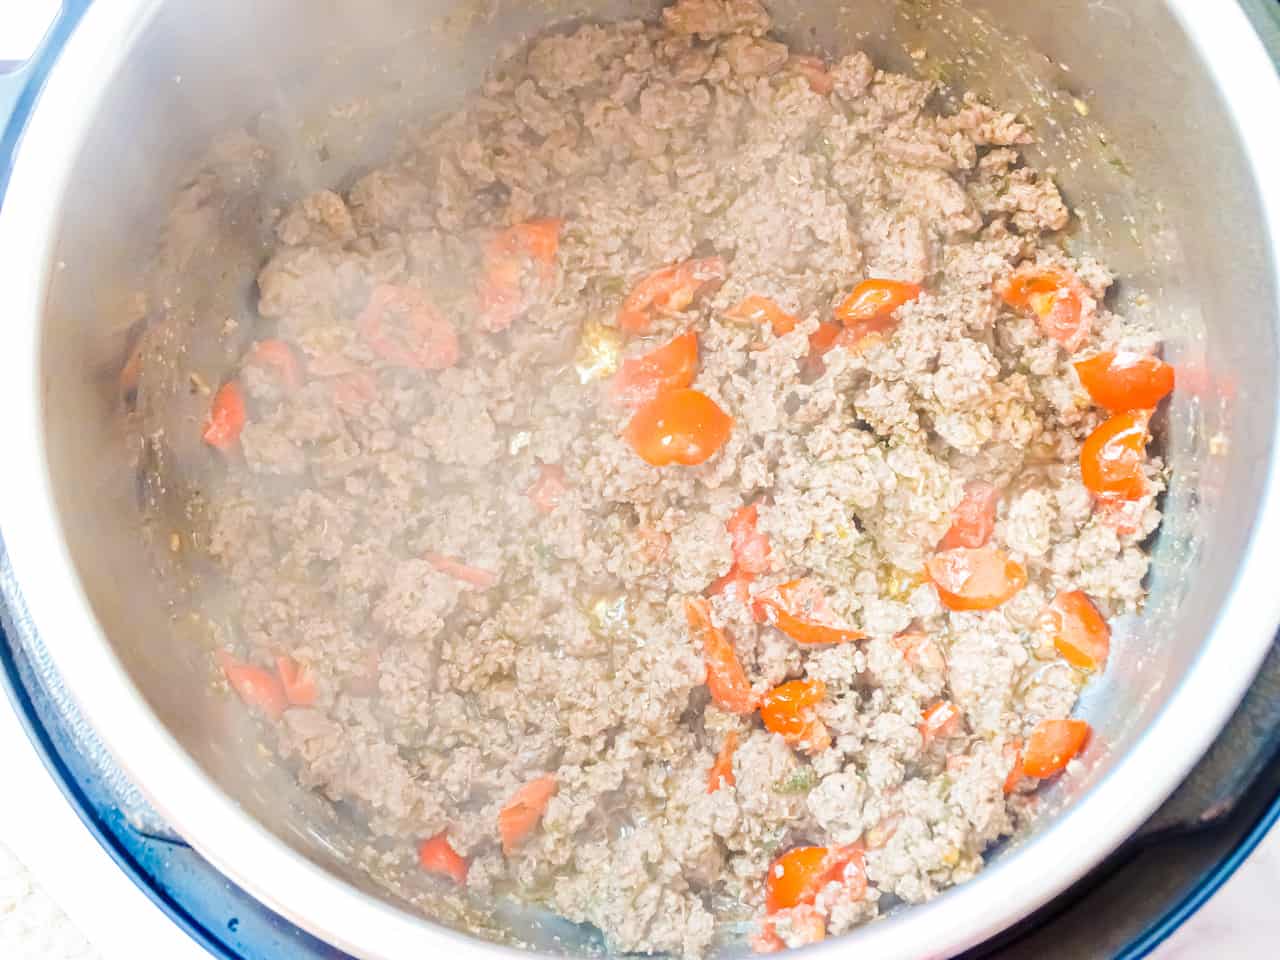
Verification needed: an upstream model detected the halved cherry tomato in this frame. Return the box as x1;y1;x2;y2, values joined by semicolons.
478;219;563;331
686;598;757;714
708;730;740;793
426;552;498;589
1022;718;1091;778
727;503;772;575
998;266;1091;352
418;832;468;885
609;332;699;410
765;843;865;913
920;700;963;742
275;655;317;707
835;279;922;340
790;55;835;95
1080;410;1151;500
203;382;246;451
723;295;798;336
1040;590;1111;672
755;580;866;646
623;388;732;466
528;463;568;514
358;284;459;370
938;482;1000;551
217;651;286;721
1075;351;1174;412
246;339;302;391
1003;739;1025;795
618;257;727;334
926;545;1027;611
498;774;557;855
761;679;830;753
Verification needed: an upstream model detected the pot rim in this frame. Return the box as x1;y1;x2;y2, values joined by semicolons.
2;2;1279;958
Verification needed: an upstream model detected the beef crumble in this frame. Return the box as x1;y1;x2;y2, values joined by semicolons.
186;1;1169;955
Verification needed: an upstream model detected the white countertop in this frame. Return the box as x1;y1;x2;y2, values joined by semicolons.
2;697;1276;959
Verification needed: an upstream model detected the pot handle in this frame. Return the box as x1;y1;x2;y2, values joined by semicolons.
0;0;89;202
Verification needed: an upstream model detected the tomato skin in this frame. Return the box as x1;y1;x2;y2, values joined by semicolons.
920;700;963;742
203;382;247;451
610;332;699;410
623;388;732;466
835;279;922;336
418;832;469;885
707;565;759;613
727;503;772;575
724;295;798;336
755;580;866;646
761;679;830;753
618;257;727;334
1081;410;1151;500
938;482;1000;551
275;655;317;707
1040;590;1111;672
687;598;757;714
1075;351;1174;412
358;284;460;370
217;651;287;721
1003;739;1026;794
707;730;740;793
246;339;303;390
498;775;557;855
926;545;1027;611
998;266;1091;352
425;553;499;589
1023;718;1091;778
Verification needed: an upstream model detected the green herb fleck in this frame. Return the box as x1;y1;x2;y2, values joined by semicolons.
773;767;820;794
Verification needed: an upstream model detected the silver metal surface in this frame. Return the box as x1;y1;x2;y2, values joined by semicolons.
1;1;1279;958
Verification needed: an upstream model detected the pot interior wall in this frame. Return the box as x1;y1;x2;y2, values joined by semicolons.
33;0;1276;954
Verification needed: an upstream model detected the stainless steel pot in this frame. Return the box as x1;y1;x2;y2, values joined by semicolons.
2;1;1280;958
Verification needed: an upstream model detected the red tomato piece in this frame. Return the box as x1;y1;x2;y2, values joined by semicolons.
202;382;246;451
761;679;830;753
1040;590;1111;672
893;631;946;673
246;339;302;391
755;580;866;646
618;257;727;334
1081;410;1151;500
1022;719;1091;778
998;266;1092;352
358;284;460;370
418;832;468;885
938;482;1000;551
765;843;865;913
686;598;757;715
927;545;1027;611
835;279;922;339
1003;739;1025;795
623;388;733;466
498;774;557;855
1075;351;1175;412
331;370;378;414
528;463;568;514
752;904;827;954
790;55;835;95
1094;492;1148;537
478;219;563;332
708;565;760;615
707;730;740;793
609;332;699;410
425;552;499;590
216;651;287;721
723;295;798;336
920;700;963;742
727;503;772;575
275;655;317;707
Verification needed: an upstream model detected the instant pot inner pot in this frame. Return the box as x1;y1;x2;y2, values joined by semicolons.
35;0;1275;954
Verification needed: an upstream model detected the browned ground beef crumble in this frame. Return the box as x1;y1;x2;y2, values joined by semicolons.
188;0;1165;955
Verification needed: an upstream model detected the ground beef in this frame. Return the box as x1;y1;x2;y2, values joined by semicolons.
172;1;1164;955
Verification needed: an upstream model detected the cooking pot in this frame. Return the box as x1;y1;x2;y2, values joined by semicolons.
2;1;1280;958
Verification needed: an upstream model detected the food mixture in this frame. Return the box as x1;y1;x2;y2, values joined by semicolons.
188;0;1176;954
